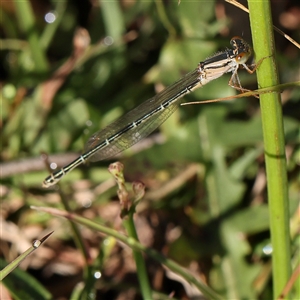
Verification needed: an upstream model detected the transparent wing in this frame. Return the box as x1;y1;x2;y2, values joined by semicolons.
85;68;201;162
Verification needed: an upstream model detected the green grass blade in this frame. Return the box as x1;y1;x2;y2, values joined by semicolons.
14;0;48;73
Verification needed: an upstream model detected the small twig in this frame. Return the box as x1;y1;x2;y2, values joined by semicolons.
277;264;300;300
181;81;300;106
0;153;79;178
225;0;300;49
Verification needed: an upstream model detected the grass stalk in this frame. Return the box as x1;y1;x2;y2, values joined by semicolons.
123;213;153;300
32;205;224;300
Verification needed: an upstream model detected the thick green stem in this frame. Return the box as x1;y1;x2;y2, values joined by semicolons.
247;0;291;298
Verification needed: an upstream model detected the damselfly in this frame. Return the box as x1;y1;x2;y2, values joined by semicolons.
43;37;254;187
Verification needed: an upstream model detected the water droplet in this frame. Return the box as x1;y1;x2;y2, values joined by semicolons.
94;271;101;279
33;240;41;248
45;12;56;24
86;120;93;127
263;244;272;255
104;36;114;46
50;162;57;170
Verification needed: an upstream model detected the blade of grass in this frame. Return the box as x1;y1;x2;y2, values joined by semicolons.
0;258;53;300
0;231;53;280
39;0;67;51
14;0;48;73
31;206;224;300
100;0;124;40
155;0;177;39
247;0;292;298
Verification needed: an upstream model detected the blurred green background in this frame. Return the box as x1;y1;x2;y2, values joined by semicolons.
1;0;299;299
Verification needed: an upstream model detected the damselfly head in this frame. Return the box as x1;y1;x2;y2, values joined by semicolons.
230;36;252;64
